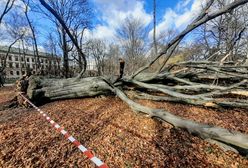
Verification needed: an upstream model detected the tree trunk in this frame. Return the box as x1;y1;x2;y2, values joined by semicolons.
26;76;111;102
62;29;69;78
153;0;157;56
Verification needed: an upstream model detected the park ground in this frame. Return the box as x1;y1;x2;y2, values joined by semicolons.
0;86;248;167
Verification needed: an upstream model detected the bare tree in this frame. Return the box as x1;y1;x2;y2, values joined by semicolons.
38;0;91;78
0;0;15;24
0;10;28;73
22;0;41;71
71;24;89;73
193;0;248;62
117;17;148;74
0;0;16;85
153;0;157;56
85;39;107;76
42;33;61;76
104;44;121;76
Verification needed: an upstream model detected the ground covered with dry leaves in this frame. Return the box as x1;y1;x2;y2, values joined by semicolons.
0;86;247;168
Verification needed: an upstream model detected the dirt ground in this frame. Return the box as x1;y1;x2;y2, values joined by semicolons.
0;86;247;168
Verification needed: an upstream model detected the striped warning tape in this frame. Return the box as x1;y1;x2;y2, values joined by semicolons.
19;93;108;168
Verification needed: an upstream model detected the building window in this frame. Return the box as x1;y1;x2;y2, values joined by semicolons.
15;57;18;61
27;58;30;62
9;63;13;68
45;60;48;64
41;59;44;63
16;71;20;76
22;71;25;75
22;64;25;68
16;63;19;68
10;71;13;75
27;64;30;68
32;58;34;62
9;56;12;61
21;57;24;62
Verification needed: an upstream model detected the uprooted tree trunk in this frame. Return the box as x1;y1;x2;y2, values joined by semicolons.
13;0;248;156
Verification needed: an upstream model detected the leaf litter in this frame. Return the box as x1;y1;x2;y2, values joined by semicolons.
0;86;247;167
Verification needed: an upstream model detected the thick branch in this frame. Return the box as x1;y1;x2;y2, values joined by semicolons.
0;0;15;24
39;0;87;78
114;87;248;155
131;0;248;78
0;35;23;72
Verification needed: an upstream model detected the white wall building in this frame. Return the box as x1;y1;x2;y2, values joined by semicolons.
0;46;61;79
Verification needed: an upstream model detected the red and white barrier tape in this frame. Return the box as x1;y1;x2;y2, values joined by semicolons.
19;93;108;168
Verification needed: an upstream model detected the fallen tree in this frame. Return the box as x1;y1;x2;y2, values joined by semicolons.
17;71;248;156
14;0;248;156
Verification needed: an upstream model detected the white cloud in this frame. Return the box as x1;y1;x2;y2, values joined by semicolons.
103;1;152;28
175;0;207;28
149;0;207;40
87;0;152;41
84;25;115;40
156;9;178;36
88;0;209;43
176;0;192;11
0;0;26;12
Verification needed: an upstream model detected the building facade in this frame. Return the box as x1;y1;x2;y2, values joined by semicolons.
0;46;61;79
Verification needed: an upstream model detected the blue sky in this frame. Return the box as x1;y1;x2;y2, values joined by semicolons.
80;0;204;41
0;0;206;48
144;0;178;18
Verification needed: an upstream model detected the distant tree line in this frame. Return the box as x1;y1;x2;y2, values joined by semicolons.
0;0;248;81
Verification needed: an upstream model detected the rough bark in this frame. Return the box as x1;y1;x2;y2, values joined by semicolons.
115;87;248;155
62;29;69;78
26;76;111;101
153;0;157;56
